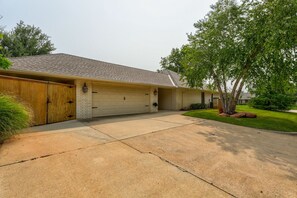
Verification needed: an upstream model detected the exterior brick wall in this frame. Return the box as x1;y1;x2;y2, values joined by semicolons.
75;80;93;119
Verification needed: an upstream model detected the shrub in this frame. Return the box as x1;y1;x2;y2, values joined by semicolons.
0;95;31;143
248;93;296;111
190;103;207;110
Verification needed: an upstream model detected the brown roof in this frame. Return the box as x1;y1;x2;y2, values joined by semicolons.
6;53;174;87
160;70;188;88
160;70;217;91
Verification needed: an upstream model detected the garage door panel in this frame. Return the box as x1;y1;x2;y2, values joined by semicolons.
92;84;150;117
93;107;149;117
95;106;149;111
93;86;148;91
93;97;148;103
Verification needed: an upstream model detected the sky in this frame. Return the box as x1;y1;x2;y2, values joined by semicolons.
0;0;217;71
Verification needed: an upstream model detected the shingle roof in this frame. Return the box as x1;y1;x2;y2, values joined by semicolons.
6;53;174;87
159;70;217;91
160;70;188;88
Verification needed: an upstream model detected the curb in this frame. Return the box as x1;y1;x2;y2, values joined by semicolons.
185;115;297;135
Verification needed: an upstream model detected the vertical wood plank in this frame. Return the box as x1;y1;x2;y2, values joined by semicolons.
47;83;76;123
0;76;47;125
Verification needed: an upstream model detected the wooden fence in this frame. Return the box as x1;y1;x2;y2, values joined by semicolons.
0;75;76;125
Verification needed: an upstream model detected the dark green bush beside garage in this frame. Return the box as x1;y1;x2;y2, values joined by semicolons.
190;103;207;110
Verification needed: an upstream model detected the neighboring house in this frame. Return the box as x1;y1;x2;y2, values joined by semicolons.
0;53;218;125
237;92;254;104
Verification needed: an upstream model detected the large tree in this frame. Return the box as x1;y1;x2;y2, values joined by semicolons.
161;0;297;114
0;17;11;69
249;71;297;110
0;34;11;69
0;21;55;57
160;45;189;73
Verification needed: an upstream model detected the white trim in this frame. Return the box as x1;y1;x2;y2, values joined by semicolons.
168;74;178;87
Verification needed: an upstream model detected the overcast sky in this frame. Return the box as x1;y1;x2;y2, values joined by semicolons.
0;0;216;71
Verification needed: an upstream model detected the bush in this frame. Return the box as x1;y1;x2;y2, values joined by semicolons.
190;103;207;110
248;93;296;111
0;95;31;143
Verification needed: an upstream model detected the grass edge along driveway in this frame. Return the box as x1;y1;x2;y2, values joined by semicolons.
184;105;297;132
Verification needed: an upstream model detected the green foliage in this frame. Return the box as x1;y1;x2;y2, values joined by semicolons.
190;103;207;110
249;92;296;111
0;54;11;69
0;21;55;57
0;95;31;142
0;55;10;68
249;72;297;110
160;45;188;73
184;105;297;132
161;0;297;115
291;105;297;110
0;33;11;69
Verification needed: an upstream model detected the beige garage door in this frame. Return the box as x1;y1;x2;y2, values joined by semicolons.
92;83;150;117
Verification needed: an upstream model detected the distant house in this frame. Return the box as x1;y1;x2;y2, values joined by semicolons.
0;53;218;125
237;92;254;104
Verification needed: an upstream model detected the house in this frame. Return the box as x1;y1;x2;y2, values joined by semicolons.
237;92;254;104
0;53;218;125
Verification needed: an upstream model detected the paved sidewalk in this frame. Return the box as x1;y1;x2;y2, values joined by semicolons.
288;110;297;113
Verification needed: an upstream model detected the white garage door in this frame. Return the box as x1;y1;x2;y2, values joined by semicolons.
92;83;150;117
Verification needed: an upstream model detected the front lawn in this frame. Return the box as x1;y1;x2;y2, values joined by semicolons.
291;105;297;110
184;105;297;132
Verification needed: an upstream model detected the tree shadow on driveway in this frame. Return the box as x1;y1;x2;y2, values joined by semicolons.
196;120;297;180
123;118;297;197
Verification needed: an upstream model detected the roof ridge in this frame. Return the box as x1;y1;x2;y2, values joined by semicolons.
167;74;177;87
160;69;181;87
64;54;166;75
10;53;169;77
167;70;181;87
8;53;57;59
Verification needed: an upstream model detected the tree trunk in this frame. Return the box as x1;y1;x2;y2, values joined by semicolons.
213;70;246;115
213;72;227;113
218;80;245;115
231;79;245;113
219;97;236;115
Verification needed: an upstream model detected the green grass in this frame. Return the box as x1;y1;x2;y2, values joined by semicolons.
184;105;297;132
291;105;297;110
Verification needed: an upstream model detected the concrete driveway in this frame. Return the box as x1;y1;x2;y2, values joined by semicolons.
0;111;296;197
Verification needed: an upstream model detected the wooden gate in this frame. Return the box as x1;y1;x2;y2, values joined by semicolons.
0;75;76;125
47;83;76;124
